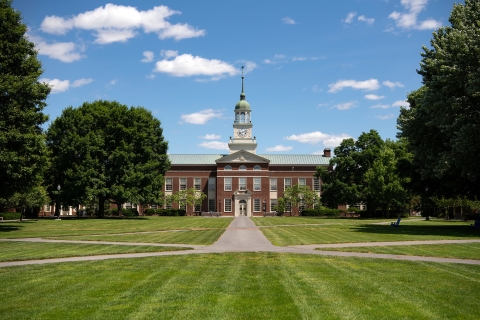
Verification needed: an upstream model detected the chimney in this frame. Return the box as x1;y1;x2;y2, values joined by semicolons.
323;148;331;157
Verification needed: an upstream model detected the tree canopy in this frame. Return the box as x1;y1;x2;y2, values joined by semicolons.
46;100;170;215
0;0;50;202
397;0;480;199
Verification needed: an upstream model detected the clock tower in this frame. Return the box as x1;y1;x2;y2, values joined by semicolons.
228;69;257;154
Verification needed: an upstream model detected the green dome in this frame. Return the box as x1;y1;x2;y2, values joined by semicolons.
235;100;250;110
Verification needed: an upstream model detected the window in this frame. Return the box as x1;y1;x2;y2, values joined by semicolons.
299;178;306;186
239;165;246;170
224;177;232;191
240;112;245;123
313;178;321;191
253;165;261;170
180;178;187;190
254;178;261;191
208;199;216;211
180;203;186;210
284;178;292;190
270;178;277;191
270;199;277;212
165;200;172;209
125;203;132;209
285;200;292;212
194;204;201;212
224;165;232;170
165;178;172;191
235;113;239;123
239;177;246;191
299;199;305;211
254;199;261;212
45;204;51;212
150;204;158;210
194;178;201;191
224;199;232;212
209;178;216;190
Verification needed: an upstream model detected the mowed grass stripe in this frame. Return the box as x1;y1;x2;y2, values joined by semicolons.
2;253;480;319
0;217;233;239
0;242;191;262
47;229;226;245
316;243;480;260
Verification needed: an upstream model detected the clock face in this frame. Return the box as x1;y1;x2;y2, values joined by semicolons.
237;128;248;137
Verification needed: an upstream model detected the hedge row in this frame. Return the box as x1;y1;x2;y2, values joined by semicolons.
105;208;138;217
0;212;21;220
301;209;340;217
144;209;186;216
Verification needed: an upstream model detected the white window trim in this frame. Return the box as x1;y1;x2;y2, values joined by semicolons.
254;177;261;191
224;177;232;191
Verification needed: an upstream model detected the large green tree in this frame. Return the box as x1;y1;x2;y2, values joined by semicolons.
46;100;170;216
316;130;384;211
0;0;50;201
398;0;480;199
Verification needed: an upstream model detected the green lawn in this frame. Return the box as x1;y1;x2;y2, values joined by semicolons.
316;242;480;260
47;229;225;245
254;218;480;246
0;242;191;262
0;216;232;239
1;253;480;319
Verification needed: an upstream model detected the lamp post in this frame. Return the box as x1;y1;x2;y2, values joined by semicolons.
263;199;266;217
55;184;61;220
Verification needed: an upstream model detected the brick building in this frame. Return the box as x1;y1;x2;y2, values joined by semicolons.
166;74;330;216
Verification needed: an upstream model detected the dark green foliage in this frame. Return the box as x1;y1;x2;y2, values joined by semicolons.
301;208;340;217
0;212;21;220
156;209;186;216
143;208;156;216
398;0;480;199
46;100;170;216
358;210;409;218
0;0;50;201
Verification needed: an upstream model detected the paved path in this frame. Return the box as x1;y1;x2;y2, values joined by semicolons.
1;216;480;267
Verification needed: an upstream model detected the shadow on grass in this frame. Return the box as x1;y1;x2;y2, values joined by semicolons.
0;225;22;233
353;224;480;238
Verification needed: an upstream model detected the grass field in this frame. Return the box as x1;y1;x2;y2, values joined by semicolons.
316;242;480;260
253;217;480;246
1;253;480;319
0;242;191;262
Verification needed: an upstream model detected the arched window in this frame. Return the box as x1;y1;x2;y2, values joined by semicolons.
239;165;247;170
246;113;250;122
253;165;261;171
240;113;245;123
224;165;232;170
235;113;239;123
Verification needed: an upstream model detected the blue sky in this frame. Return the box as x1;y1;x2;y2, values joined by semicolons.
14;0;458;154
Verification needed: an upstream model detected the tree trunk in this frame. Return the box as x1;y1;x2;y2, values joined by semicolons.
98;197;105;217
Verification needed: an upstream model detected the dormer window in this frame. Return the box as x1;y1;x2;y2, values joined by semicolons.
253;165;261;170
239;165;247;170
225;165;232;170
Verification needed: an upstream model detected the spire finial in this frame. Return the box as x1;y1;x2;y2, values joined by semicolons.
241;66;244;94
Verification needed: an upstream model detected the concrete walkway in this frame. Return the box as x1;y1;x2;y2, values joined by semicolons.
1;216;480;267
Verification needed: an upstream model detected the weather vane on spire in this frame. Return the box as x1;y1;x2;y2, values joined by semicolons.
241;66;244;78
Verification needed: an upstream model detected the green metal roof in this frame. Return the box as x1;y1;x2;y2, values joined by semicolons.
168;154;330;165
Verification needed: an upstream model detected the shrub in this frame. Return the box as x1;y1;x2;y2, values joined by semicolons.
0;212;21;220
301;209;340;217
144;208;156;216
122;208;137;217
156;209;186;216
106;208;119;217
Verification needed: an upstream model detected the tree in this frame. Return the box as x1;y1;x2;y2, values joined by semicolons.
0;0;50;201
46;100;170;216
316;130;384;211
282;184;316;216
172;188;207;214
398;0;480;199
7;185;49;221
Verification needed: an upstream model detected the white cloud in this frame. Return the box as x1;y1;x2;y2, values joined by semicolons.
365;94;385;100
391;100;410;108
377;114;395;120
40;4;205;44
161;49;178;58
358;15;374;25
343;12;357;23
141;51;154;62
40;77;93;94
328;79;380;93
274;54;286;59
285;131;351;148
333;102;357;110
200;134;221;140
28;34;83;63
388;0;441;30
282;17;296;25
146;74;156;79
266;145;293;152
371;103;391;109
263;59;274;64
292;56;322;62
154;54;238;79
180;109;222;124
312;85;322;93
110;79;117;85
236;60;257;74
71;78;93;87
199;141;229;150
383;80;405;88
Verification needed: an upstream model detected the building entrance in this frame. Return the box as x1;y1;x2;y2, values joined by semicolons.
239;200;247;216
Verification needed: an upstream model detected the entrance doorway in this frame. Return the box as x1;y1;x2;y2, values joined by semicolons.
239;200;247;216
